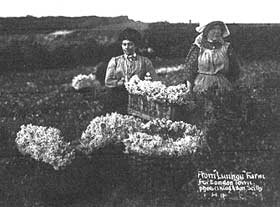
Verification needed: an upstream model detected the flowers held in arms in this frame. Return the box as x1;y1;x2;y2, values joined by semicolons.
72;73;97;90
79;112;143;155
125;75;192;105
123;118;205;156
15;124;75;170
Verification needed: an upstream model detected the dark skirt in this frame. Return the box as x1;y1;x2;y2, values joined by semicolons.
104;86;129;115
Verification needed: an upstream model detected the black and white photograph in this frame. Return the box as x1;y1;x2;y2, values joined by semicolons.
0;0;279;206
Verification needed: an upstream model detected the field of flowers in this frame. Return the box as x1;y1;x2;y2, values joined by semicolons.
0;60;280;207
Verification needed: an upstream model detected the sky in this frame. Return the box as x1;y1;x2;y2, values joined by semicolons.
0;0;279;24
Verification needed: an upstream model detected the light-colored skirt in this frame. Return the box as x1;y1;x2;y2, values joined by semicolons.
193;73;233;93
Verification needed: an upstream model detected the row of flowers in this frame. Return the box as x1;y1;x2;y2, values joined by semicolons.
71;73;97;90
125;75;193;105
79;113;143;155
155;64;185;74
15;113;205;170
123;132;200;156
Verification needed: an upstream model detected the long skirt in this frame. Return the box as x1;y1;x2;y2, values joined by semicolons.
104;86;129;115
193;73;233;94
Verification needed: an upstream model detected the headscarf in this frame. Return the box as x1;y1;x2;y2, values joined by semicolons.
194;21;230;49
196;21;230;38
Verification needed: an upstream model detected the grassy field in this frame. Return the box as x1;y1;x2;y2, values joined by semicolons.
0;60;280;207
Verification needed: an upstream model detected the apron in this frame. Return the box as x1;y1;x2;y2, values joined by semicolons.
193;42;233;93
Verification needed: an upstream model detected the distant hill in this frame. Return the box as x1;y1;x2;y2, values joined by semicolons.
0;16;280;72
0;15;149;50
0;15;146;34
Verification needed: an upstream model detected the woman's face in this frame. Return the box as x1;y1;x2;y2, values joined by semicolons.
122;40;136;55
207;25;223;42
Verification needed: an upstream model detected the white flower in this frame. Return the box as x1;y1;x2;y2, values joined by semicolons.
156;64;185;74
79;112;142;154
15;124;75;170
123;118;205;156
125;77;191;105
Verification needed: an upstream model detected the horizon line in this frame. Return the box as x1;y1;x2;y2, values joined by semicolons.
0;15;279;25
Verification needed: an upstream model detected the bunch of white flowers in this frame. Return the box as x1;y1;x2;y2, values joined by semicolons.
141;118;188;139
125;75;164;96
72;73;96;90
123;132;164;156
165;84;192;104
16;124;75;170
79;112;143;155
153;84;192;105
156;64;185;74
123;118;204;156
125;75;192;105
123;132;201;156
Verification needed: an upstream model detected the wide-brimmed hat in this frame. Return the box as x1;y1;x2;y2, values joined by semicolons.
196;20;230;38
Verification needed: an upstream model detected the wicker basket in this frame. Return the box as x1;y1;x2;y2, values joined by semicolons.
128;94;195;121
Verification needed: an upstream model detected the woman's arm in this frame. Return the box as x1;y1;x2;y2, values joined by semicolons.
184;44;199;87
105;57;124;88
226;45;241;83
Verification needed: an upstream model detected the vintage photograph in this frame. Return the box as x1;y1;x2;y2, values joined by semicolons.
0;0;279;206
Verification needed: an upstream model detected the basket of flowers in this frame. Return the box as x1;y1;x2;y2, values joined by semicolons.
122;118;205;194
125;75;196;121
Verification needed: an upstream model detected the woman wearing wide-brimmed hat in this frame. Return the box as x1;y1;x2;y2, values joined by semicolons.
184;21;240;94
105;27;157;114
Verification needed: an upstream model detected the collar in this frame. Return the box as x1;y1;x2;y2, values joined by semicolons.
202;38;224;49
124;53;137;60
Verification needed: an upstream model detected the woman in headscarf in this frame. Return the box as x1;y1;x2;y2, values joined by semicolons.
104;27;157;114
184;21;240;94
183;21;243;129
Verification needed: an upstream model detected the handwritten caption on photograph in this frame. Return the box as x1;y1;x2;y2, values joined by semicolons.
197;170;265;200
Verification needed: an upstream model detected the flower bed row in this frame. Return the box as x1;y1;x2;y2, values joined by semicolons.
71;73;98;90
15;113;205;195
16;113;205;170
155;64;185;74
80;113;204;156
